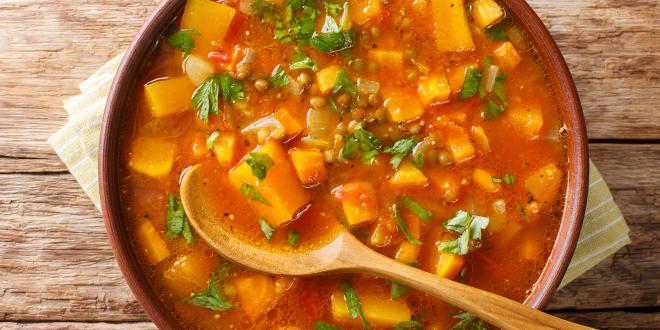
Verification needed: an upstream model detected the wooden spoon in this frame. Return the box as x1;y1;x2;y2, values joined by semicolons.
180;164;592;330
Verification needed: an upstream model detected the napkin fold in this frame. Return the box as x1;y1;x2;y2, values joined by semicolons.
49;53;631;289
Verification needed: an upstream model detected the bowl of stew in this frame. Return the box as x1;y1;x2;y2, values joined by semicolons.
99;0;588;328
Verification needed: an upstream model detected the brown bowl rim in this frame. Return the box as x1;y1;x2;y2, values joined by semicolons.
99;0;588;328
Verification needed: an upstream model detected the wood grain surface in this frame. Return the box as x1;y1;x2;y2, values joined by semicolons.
0;0;658;329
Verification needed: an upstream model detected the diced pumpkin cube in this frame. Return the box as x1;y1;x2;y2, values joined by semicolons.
384;92;424;123
136;221;170;265
274;106;304;138
163;253;217;296
445;127;475;162
144;77;196;118
472;0;505;28
524;164;562;204
369;221;393;247
390;162;428;188
395;241;421;264
289;148;327;186
234;274;277;322
472;168;499;193
333;181;378;226
316;65;341;95
435;253;464;279
367;50;403;69
128;136;176;178
506;105;544;139
418;74;451;106
331;290;412;327
228;141;310;228
349;0;382;25
180;0;236;56
493;41;522;70
431;0;475;52
212;132;237;167
470;125;491;153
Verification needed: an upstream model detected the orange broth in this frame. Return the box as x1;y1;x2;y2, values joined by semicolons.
120;0;567;328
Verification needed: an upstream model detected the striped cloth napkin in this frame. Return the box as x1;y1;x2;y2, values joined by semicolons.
49;53;631;289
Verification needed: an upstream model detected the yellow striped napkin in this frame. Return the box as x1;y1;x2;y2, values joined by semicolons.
49;53;630;289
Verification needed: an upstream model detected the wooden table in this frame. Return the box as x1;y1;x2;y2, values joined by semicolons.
0;1;657;329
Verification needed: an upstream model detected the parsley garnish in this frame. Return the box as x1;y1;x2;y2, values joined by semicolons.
481;72;508;121
393;204;422;245
436;210;489;255
290;48;319;71
384;138;417;169
287;229;300;247
328;68;357;111
516;203;529;222
313;321;343;330
165;194;193;245
390;281;411;300
414;153;424;170
246;152;274;181
459;67;483;100
259;218;275;241
401;196;433;222
251;0;275;16
269;64;291;88
452;312;488;330
482;99;506;121
324;1;343;16
167;29;200;55
188;264;233;311
485;24;508;41
206;131;219;149
311;15;355;53
240;183;270;205
340;282;370;328
339;127;382;164
393;320;423;330
192;73;245;122
492;173;515;187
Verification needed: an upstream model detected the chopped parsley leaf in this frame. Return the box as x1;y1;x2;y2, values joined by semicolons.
390;281;411;300
246;152;274;181
415;153;424;170
167;29;200;55
188;268;233;311
206;131;219;150
339;127;382;165
259;218;275;241
332;68;357;94
516;203;529;222
384;137;417;169
481;99;506;121
401;196;433;222
287;229;300;247
269;64;291;88
323;1;343;16
340;282;370;329
313;321;343;330
452;312;488;330
485;24;508;41
251;0;275;16
240;183;270;205
393;204;422;245
165;194;193;245
290;48;319;71
503;173;516;187
436;210;489;255
192;73;245;122
393;320;423;330
459;67;483;100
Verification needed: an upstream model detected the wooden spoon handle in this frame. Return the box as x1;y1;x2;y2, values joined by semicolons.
342;242;593;330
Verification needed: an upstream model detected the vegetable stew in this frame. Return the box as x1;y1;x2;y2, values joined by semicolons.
121;0;567;328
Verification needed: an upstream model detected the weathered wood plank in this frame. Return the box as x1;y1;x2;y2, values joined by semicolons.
0;144;657;325
549;310;660;330
0;322;156;330
0;0;657;172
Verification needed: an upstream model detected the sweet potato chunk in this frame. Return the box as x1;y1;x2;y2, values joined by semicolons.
136;221;170;265
234;274;277;322
368;50;404;69
418;73;451;106
445;126;475;162
289;148;327;186
390;162;429;188
349;0;382;25
472;0;505;28
395;241;421;264
163;253;217;296
228;141;310;228
128;136;176;178
524;163;562;205
431;0;475;52
144;77;196;118
211;132;237;167
316;65;341;95
333;181;378;226
506;105;544;139
331;289;412;327
384;92;424;123
435;253;464;279
180;0;236;56
493;41;522;70
274;106;304;138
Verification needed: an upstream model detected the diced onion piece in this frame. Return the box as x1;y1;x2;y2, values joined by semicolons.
301;136;331;148
357;78;380;95
239;0;255;14
306;108;334;140
183;55;215;86
484;65;499;93
240;114;284;134
288;75;304;95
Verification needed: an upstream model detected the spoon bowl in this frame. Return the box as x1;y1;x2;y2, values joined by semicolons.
181;164;592;330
